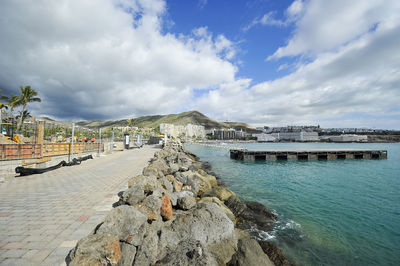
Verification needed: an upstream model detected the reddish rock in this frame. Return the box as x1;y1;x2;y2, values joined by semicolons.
67;234;121;266
161;194;173;220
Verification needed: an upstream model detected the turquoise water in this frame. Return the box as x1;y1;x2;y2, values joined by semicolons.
185;142;400;266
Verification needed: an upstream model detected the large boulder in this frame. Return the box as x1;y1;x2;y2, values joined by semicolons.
117;242;136;266
143;159;168;178
258;241;293;266
198;197;235;222
177;196;196;210
96;206;147;245
228;232;273;266
196;169;218;187
213;187;236;202
155;239;218;266
169;191;195;206
169;202;237;263
134;194;162;221
128;175;159;194
158;176;173;194
133;229;160;266
224;195;247;216
174;171;195;185
66;234;121;266
191;173;212;195
237;201;277;232
120;184;145;206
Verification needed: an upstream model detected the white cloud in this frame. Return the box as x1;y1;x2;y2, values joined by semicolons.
268;0;400;60
243;0;304;32
0;0;237;120
242;11;287;32
196;0;400;129
1;0;399;129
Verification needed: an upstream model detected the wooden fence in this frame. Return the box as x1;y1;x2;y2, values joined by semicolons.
0;143;103;161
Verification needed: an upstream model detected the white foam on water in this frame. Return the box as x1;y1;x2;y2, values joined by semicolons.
249;217;303;242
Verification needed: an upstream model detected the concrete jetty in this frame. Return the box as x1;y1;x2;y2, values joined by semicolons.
230;149;388;161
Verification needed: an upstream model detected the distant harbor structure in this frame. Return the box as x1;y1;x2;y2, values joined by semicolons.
230;149;388;161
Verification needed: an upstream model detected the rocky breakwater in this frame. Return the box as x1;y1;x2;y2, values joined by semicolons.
66;140;291;266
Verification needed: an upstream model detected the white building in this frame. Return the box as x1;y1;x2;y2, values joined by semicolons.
252;133;277;142
272;131;319;141
328;134;368;142
160;123;205;139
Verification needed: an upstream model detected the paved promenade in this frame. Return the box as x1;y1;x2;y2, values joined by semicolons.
0;145;158;265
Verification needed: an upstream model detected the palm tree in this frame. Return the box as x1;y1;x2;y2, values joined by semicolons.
7;95;22;112
0;89;10;123
15;86;41;133
127;118;135;127
16;110;31;125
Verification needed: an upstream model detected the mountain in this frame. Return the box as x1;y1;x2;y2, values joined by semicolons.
131;111;222;129
74;110;258;132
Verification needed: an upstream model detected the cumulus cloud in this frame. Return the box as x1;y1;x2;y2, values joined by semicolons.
268;0;400;60
0;0;237;120
1;0;399;129
197;0;400;129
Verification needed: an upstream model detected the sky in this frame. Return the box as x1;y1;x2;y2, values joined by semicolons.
0;0;399;129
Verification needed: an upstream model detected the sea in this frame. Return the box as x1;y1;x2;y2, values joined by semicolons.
185;142;400;266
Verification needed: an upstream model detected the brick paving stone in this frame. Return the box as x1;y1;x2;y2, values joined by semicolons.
75;215;90;222
59;240;77;248
24;241;49;250
0;146;158;263
2;241;28;249
21;249;39;259
1;258;35;266
2;248;28;258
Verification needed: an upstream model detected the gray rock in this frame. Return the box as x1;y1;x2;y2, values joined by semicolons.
237;201;277;232
66;233;121;266
188;161;203;171
201;189;218;198
117;242;136;266
225;195;246;216
158;176;173;194
133;228;159;266
128;175;159;194
169;163;180;174
258;240;294;266
142;166;159;178
170;191;195;206
186;175;200;195
177;197;196;210
136;194;162;221
228;236;273;266
96;205;147;246
121;184;145;206
155;239;218;266
142;159;168;179
174;171;189;184
171;202;235;246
